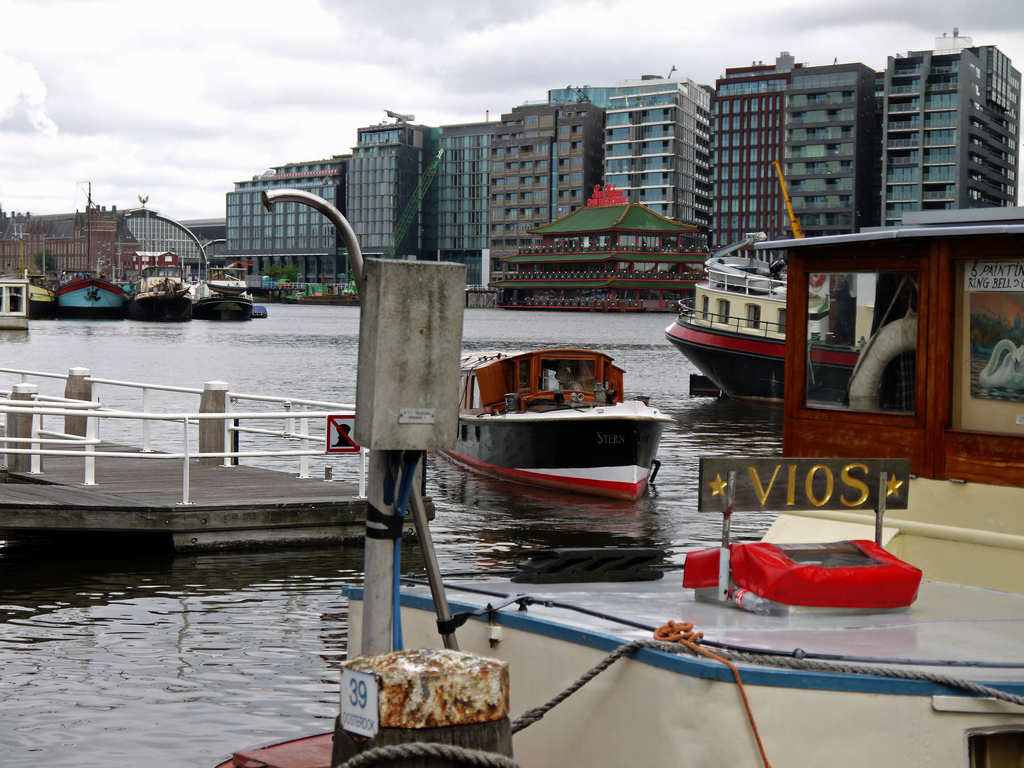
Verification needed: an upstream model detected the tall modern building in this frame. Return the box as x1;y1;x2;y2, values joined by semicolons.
348;116;440;260
711;53;800;247
882;31;1020;225
602;76;713;236
784;62;878;238
437;121;494;285
225;157;347;282
488;102;606;263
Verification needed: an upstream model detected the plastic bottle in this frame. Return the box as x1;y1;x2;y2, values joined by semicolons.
732;588;771;616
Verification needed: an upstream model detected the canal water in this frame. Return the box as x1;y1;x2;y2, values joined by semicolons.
0;306;781;767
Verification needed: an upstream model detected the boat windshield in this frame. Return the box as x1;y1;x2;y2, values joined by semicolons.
804;270;918;413
539;358;597;393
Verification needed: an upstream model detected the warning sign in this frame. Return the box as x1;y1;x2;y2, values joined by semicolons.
326;414;360;453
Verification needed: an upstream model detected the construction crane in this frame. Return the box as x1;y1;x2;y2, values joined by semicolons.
383;148;444;259
771;159;804;239
566;85;591;103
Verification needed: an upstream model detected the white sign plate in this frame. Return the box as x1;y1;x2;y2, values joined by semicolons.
398;408;436;425
340;668;379;737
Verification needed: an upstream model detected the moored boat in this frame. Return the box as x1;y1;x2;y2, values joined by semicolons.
0;275;30;330
190;267;253;321
55;274;127;319
439;349;672;500
352;210;1024;768
127;265;191;322
665;232;857;403
27;277;57;319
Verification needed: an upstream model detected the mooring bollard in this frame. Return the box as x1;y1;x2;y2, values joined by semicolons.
64;367;92;438
7;383;38;473
198;381;229;467
333;648;512;768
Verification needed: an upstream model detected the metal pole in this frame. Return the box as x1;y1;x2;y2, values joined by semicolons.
142;387;152;452
181;418;192;505
361;449;396;654
409;481;458;650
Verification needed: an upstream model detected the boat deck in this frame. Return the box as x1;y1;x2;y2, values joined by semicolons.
0;441;398;552
396;571;1024;684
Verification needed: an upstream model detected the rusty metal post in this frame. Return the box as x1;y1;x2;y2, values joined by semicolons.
333;649;511;767
64;367;92;437
198;381;228;467
6;383;37;472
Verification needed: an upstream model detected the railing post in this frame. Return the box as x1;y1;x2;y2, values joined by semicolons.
298;404;310;479
141;387;153;452
29;411;41;474
199;381;228;466
83;411;97;485
7;383;37;473
181;418;191;505
64;367;92;437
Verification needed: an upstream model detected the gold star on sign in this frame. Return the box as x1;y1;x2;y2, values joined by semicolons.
708;473;728;497
886;475;904;499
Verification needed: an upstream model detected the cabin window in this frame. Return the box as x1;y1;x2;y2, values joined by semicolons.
804;270;918;412
746;304;761;329
471;377;482;410
539;358;597;393
701;295;710;319
518;360;531;394
969;731;1024;767
717;299;730;324
951;259;1024;437
778;308;787;334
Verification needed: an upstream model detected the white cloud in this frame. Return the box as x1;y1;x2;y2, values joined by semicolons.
1;0;1023;219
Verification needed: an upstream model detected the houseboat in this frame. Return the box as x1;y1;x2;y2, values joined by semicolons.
127;265;191;322
0;276;29;330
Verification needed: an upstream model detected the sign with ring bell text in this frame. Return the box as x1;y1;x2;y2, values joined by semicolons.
340;667;379;738
698;457;911;513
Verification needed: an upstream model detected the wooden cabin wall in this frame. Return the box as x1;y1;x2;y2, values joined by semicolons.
785;233;1024;489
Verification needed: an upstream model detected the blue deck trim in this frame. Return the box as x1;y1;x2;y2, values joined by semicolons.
344;586;1024;699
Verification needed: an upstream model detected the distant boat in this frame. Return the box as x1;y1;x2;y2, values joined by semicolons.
251;305;268;318
190;267;253;321
128;266;192;322
55;274;127;320
23;275;56;319
0;276;30;330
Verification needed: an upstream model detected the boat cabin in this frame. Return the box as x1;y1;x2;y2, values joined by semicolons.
770;212;1024;487
458;349;625;414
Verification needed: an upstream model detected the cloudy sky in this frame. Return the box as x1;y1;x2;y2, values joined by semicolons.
2;0;1023;221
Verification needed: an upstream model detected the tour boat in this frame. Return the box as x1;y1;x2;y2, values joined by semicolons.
438;349;673;500
55;274;127;320
127;265;192;322
0;275;29;330
341;212;1024;768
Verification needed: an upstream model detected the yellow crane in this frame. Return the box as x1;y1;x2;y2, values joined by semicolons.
771;159;804;239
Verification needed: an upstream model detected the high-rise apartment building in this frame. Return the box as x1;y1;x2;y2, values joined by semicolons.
784;62;878;237
437;121;494;285
711;54;798;246
488;102;606;261
348;117;439;259
225;158;347;282
882;31;1020;225
603;76;713;236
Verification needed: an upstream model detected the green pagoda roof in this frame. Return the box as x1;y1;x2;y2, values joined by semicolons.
528;203;697;235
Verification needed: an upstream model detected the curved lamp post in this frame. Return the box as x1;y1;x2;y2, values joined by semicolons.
261;189;363;290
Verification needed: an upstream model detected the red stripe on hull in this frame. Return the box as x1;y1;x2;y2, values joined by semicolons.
665;321;785;360
440;451;647;501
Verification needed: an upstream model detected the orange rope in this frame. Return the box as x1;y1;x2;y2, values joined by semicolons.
654;621;772;768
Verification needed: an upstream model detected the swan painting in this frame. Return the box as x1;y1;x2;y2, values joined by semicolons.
979;338;1024;391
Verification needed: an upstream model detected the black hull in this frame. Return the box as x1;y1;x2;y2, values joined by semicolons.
442;411;667;500
192;295;252;321
666;319;786;403
128;296;192;322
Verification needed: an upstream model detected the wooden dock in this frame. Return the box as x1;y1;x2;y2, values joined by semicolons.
0;443;425;553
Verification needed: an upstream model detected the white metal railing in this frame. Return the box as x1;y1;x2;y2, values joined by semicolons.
0;367;367;504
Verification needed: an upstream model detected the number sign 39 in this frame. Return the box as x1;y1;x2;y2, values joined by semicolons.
340;668;379;738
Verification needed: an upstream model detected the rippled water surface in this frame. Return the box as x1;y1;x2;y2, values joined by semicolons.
0;307;781;767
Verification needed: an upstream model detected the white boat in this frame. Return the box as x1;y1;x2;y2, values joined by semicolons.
0;275;29;330
189;266;253;321
345;211;1024;768
440;349;673;500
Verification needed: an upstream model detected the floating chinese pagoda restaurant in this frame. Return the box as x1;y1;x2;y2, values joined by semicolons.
491;190;706;312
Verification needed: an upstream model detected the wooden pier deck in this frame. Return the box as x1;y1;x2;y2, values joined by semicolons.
0;443;423;553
